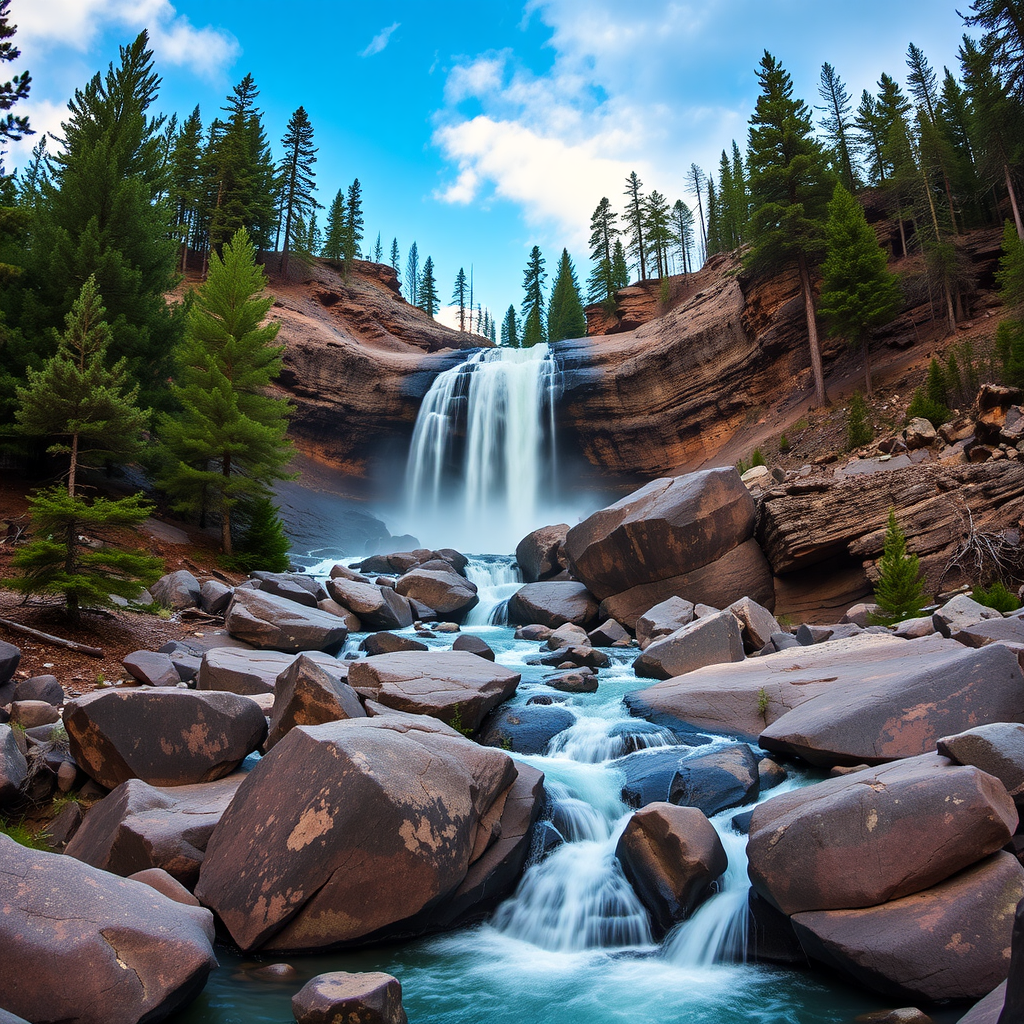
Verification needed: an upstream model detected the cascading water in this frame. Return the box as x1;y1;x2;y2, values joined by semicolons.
463;556;522;626
403;345;562;553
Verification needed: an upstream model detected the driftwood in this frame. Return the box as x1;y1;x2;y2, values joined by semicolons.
0;618;103;658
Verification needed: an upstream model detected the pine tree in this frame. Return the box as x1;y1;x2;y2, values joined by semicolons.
587;197;619;303
623;171;647;281
672;199;695;274
9;277;160;623
818;183;903;395
168;105;204;273
521;245;547;348
644;190;673;277
547;248;587;342
342;177;363;271
962;0;1024;98
323;189;345;260
611;239;630;290
996;220;1024;385
452;267;468;330
817;62;857;192
847;390;873;449
277;106;319;275
501;304;518;348
690;163;708;263
157;228;293;556
373;233;382;263
747;50;835;408
390;237;400;271
405;241;419;304
0;0;31;151
227;495;291;573
871;508;926;624
855;89;888;185
419;256;438;317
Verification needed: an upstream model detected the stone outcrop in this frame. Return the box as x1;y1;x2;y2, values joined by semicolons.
224;588;349;652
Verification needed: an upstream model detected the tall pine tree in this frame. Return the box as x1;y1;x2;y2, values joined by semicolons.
547;249;587;342
322;189;345;260
521;245;547;348
419;256;438;317
501;304;518;348
452;267;468;330
277;106;319;275
623;171;647;281
587;197;619;303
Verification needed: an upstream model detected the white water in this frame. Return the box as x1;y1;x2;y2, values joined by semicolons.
463;556;522;626
403;345;566;552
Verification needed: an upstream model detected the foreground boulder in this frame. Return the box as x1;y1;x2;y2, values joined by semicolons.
396;568;478;617
267;654;365;749
348;651;520;733
791;852;1024;1002
65;774;246;887
506;581;600;629
938;723;1024;802
292;972;408;1024
224;588;348;653
634;611;745;680
615;803;727;935
747;754;1018;915
0;833;217;1024
63;688;267;789
195;716;535;951
197;647;347;695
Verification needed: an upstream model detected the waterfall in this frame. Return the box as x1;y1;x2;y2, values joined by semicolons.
404;345;561;553
463;556;522;626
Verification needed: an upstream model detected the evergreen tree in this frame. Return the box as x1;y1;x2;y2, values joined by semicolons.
342;177;363;270
623;171;647;281
0;0;31;153
611;239;630;290
419;255;438;317
9;277;160;623
489;318;497;345
168;105;204;273
817;62;857;192
817;183;903;396
855;89;888;185
996;220;1024;385
644;190;673;277
847;390;873;448
871;508;926;624
587;196;620;303
157;228;293;556
705;178;722;256
227;495;291;573
746;51;835;407
277;106;319;275
547;248;587;342
962;0;1024;98
452;267;468;330
390;237;400;271
501;304;518;348
690;163;708;263
322;189;345;260
373;233;382;263
521;245;547;348
672;200;695;274
405;241;419;304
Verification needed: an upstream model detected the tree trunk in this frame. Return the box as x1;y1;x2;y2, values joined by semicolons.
798;254;828;408
922;165;957;335
221;454;232;556
68;432;79;498
862;335;873;398
1005;159;1024;241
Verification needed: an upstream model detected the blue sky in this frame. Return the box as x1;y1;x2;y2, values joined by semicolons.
11;0;968;327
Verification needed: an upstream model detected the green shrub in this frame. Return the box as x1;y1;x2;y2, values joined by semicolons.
751;447;766;467
847;391;873;449
906;387;950;429
870;508;926;625
0;818;50;851
972;580;1022;613
223;496;292;574
926;357;949;407
778;433;790;453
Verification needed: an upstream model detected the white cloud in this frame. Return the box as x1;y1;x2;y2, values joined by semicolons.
359;22;400;58
4;97;64;166
16;0;239;78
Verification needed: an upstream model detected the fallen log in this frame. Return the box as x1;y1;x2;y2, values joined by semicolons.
0;617;103;658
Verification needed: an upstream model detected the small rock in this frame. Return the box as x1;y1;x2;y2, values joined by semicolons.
123;651;180;688
150;570;202;610
9;700;59;729
451;634;495;661
291;971;408;1024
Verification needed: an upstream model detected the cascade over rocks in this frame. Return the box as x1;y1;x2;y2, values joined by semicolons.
0;833;218;1024
224;588;349;652
478;703;575;755
506;581;601;629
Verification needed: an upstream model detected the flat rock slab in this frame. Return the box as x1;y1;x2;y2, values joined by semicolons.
506;581;600;630
955;617;1024;648
197;647;346;695
224;588;348;653
791;852;1024;1002
747;753;1018;915
0;833;217;1024
625;634;958;741
63;687;267;789
65;773;246;887
759;642;1024;768
634;610;745;680
195;716;517;952
396;569;478;616
347;651;520;733
292;972;408;1024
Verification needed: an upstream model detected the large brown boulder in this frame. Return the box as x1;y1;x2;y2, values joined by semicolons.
292;972;408;1024
0;833;217;1024
516;524;569;583
347;651;519;733
790;852;1024;1002
633;611;745;680
197;647;347;696
64;774;246;887
759;642;1024;768
747;753;1018;915
195;716;524;952
636;596;695;649
615;803;727;935
325;578;413;630
267;654;365;749
223;588;349;653
396;568;478;617
563;468;756;601
63;688;267;789
505;581;600;629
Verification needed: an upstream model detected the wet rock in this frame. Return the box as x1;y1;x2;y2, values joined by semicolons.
608;720;680;756
9;700;59;729
747;888;807;965
267;654;365;750
938;723;1024;801
615;803;727;935
64;774;245;888
506;582;601;630
12;675;63;706
200;579;233;614
195;716;521;951
588;618;630;646
747;754;1018;915
932;593;1003;638
757;757;787;790
224;588;349;653
0;724;27;806
791;852;1024;1002
545;669;598;693
452;634;495;661
634;611;745;680
516;524;570;583
396;568;479;617
347;651;520;732
63;688;267;789
478;704;575;754
123;650;180;688
546;622;590;649
515;624;553;642
636;597;695;650
361;632;429;656
759;642;1024;768
150;569;202;610
292;970;407;1024
0;833;217;1024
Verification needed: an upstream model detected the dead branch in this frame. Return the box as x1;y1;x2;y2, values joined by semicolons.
0;618;103;658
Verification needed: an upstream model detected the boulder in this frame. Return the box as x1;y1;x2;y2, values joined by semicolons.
195;716;522;952
196;647;345;695
938;723;1024;801
588;618;631;646
267;654;365;750
292;972;408;1024
251;571;327;601
546;622;591;649
8;700;59;728
123;650;180;688
150;569;202;610
903;417;937;449
747;754;1018;915
634;611;745;680
615;803;727;935
625;634;961;742
894;616;935;639
478;703;575;755
63;688;267;789
933;594;1004;638
326;578;414;630
12;675;63;706
224;588;349;653
330;563;371;582
361;632;429;656
128;868;203;908
791;852;1024;1002
258;577;318;608
0;833;217;1024
396;569;478;617
957;984;1006;1024
843;602;881;627
316;598;362;631
65;773;245;888
1000;894;1024;1023
452;634;496;661
563;468;756;601
545;669;599;693
506;582;600;630
728;597;782;651
0;724;27;806
636;596;695;649
516;524;570;583
759;642;1024;768
347;651;519;733
0;639;19;691
199;579;233;614
955;617;1024;648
